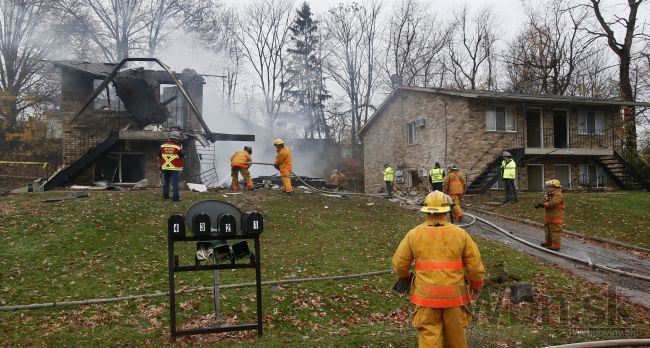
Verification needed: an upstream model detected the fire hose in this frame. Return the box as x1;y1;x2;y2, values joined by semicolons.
467;213;650;282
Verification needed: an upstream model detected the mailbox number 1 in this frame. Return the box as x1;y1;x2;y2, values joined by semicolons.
199;222;206;232
253;220;259;230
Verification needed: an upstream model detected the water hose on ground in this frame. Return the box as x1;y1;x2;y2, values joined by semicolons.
467;213;650;282
0;269;392;311
545;339;650;347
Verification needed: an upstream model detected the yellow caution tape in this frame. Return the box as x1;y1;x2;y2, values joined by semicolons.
0;161;48;168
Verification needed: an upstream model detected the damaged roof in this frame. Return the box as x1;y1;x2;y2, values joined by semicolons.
359;86;650;136
51;60;117;78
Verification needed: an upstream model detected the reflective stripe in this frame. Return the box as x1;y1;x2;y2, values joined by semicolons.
545;203;566;209
419;285;461;296
280;168;291;174
470;280;484;288
411;293;470;308
415;260;464;271
231;163;250;168
544;218;563;223
161;154;182;170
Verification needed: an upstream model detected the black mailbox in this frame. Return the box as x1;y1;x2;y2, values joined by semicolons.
213;241;233;263
217;213;236;235
192;212;211;236
232;240;252;259
168;214;185;239
242;211;264;235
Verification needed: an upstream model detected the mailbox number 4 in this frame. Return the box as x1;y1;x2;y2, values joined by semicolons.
173;224;180;233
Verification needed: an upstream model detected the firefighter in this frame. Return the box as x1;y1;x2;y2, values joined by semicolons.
392;190;485;348
501;151;518;203
384;163;394;197
535;179;565;251
273;138;293;195
443;163;466;222
429;162;445;192
159;131;184;202
329;169;347;190
230;146;254;191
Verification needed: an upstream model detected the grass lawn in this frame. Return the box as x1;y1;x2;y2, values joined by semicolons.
463;191;650;249
1;189;648;347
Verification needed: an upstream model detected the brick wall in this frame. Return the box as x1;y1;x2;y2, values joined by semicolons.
361;89;622;193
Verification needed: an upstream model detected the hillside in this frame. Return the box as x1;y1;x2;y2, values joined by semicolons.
1;189;648;347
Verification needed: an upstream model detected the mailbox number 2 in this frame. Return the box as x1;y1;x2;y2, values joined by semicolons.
225;224;232;233
199;222;206;232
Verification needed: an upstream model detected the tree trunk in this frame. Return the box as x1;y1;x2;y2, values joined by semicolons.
619;51;636;149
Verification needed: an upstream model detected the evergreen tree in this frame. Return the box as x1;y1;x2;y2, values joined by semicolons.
286;2;330;139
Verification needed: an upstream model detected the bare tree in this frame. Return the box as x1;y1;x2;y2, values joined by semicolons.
587;0;648;149
325;1;383;157
54;0;218;62
383;0;450;88
505;0;595;95
235;0;293;130
445;4;498;90
0;0;57;131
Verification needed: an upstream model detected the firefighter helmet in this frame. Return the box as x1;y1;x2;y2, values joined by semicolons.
244;146;252;154
273;138;284;146
447;163;458;170
420;190;451;214
502;151;512;157
545;179;561;188
169;131;181;140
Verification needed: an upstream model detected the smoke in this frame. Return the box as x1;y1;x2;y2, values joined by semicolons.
156;32;339;186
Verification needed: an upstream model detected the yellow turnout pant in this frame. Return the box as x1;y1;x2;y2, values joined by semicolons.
544;223;562;249
450;195;464;221
412;306;469;348
280;168;292;193
231;167;253;190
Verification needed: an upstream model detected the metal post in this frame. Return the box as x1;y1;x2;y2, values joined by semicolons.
167;234;177;340
213;265;220;325
254;235;263;337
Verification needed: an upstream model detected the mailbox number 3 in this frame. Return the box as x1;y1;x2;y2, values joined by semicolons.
199;222;206;232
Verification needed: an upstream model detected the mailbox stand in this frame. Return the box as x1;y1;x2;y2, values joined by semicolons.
167;215;263;340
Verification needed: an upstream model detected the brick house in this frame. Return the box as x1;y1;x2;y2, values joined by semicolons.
359;87;650;193
45;60;226;189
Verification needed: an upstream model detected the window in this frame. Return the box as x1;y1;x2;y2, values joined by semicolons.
579;164;607;187
486;106;515;132
578;111;605;134
93;80;124;111
407;121;418;145
94;153;145;183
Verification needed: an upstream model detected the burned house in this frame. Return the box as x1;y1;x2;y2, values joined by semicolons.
359;87;650;193
45;59;252;190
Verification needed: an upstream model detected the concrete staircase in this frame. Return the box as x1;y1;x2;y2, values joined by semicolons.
466;148;525;194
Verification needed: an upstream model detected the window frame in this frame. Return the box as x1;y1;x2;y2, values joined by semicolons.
578;110;606;135
485;105;516;132
407;121;418;145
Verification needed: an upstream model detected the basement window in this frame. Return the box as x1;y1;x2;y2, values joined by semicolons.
94;153;145;184
407;121;418;145
486;106;515;132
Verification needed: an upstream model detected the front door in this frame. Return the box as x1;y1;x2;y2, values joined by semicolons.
526;109;542;147
553;110;568;148
527;165;544;191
